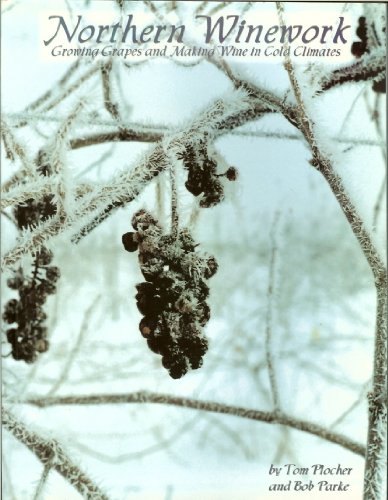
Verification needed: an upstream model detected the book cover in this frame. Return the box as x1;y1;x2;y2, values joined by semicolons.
1;1;386;499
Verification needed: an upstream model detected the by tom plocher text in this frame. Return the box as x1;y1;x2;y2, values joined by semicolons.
268;463;354;492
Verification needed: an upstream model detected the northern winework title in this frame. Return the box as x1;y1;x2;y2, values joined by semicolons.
43;14;352;60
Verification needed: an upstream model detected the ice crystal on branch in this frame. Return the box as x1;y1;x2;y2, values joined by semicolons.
122;210;217;379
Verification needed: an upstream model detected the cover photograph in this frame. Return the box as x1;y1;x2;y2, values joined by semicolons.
1;1;387;499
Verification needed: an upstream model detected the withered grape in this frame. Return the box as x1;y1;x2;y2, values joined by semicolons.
122;209;218;379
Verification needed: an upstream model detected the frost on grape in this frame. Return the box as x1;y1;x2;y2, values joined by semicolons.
122;209;217;379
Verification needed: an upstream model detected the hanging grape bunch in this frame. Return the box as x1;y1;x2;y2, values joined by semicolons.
122;210;218;379
351;16;386;94
177;137;238;207
3;193;59;363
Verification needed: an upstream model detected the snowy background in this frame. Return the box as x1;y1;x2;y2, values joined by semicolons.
1;1;386;499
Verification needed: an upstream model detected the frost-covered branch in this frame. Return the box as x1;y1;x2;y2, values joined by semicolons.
100;59;121;122
7;49;383;269
1;119;37;178
1;178;57;210
70;127;163;149
2;2;386;499
24;391;366;457
276;6;386;496
2;88;256;270
319;50;386;93
2;406;109;500
1;178;92;211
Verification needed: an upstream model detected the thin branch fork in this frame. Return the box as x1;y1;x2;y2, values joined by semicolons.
24;391;366;457
69;99;269;243
32;459;52;500
2;406;110;500
1;91;256;269
4;50;383;258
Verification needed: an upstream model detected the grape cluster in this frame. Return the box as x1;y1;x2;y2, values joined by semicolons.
122;210;218;379
3;251;60;363
351;16;386;94
178;140;237;208
3;194;59;363
13;196;56;228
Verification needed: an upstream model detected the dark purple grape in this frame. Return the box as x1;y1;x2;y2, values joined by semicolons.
2;299;19;324
139;316;158;338
122;232;138;252
7;276;24;290
226;167;238;181
168;356;188;379
373;79;386;94
35;248;52;266
45;267;60;282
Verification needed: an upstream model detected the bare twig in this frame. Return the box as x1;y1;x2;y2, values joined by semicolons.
47;295;101;396
100;60;121;122
202;413;253;459
23;60;81;114
331;381;371;429
207;2;228;17
1;119;37;178
32;460;52;500
72;415;198;464
1;452;17;500
1;210;17;226
368;93;387;229
40;64;99;115
265;212;281;410
373;173;387;229
194;1;209;15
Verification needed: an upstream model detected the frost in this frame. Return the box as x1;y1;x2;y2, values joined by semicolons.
1;1;386;498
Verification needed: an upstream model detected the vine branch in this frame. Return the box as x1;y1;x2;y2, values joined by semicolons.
2;406;110;500
24;391;365;457
277;3;387;497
